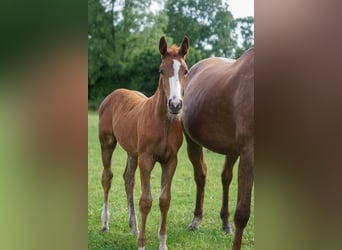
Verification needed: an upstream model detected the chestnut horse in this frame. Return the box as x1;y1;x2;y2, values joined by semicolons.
182;47;254;250
98;36;189;250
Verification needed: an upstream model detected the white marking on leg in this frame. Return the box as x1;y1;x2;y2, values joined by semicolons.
168;59;182;106
158;229;168;250
138;247;145;250
101;202;109;230
188;216;201;230
128;202;138;234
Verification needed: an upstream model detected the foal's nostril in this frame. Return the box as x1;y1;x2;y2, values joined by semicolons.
178;100;183;109
168;99;173;108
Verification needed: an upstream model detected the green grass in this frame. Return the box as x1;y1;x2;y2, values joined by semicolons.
88;111;254;249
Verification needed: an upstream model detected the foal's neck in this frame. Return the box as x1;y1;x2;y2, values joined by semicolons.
151;77;169;119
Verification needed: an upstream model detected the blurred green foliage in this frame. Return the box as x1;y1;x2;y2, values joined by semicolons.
88;0;254;108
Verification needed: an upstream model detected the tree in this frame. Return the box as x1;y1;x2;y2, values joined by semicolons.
164;0;235;57
231;16;254;58
88;0;254;107
124;48;160;96
88;0;117;102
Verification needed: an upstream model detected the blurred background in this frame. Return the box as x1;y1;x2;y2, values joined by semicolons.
1;0;342;249
88;0;254;109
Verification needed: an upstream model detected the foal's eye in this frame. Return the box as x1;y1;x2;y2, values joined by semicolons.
184;69;189;75
159;69;164;75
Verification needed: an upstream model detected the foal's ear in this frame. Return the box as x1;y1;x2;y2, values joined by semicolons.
179;36;190;57
159;36;167;56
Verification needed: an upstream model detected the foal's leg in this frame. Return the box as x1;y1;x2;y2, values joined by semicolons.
185;133;207;230
137;154;155;250
99;133;117;231
123;154;138;234
220;154;238;234
233;144;254;250
158;157;177;250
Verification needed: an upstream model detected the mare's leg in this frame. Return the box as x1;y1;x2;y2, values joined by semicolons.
99;133;117;231
137;154;155;250
232;144;254;250
158;157;177;250
185;133;207;230
220;154;239;234
123;154;138;234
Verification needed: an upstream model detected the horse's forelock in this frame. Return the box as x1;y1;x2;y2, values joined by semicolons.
167;45;180;56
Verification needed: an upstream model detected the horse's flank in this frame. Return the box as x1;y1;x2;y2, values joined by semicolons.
182;52;253;154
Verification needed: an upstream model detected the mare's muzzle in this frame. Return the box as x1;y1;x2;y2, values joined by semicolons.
168;98;183;114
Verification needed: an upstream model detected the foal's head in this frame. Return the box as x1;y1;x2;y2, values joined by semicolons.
158;36;189;115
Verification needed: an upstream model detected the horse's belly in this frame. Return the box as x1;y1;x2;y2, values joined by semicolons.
182;103;238;154
184;122;237;154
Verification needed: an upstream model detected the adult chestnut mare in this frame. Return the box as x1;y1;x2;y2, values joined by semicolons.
182;47;254;250
98;36;189;250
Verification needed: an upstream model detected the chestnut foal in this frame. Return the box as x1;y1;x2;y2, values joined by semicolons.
98;36;189;250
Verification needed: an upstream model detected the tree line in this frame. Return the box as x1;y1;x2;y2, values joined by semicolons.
88;0;254;108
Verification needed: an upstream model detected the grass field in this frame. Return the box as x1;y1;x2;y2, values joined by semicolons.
88;111;254;249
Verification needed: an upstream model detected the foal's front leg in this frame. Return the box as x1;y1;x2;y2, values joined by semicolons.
158;157;177;250
137;155;155;250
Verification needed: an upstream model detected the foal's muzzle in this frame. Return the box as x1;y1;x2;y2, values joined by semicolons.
168;99;183;114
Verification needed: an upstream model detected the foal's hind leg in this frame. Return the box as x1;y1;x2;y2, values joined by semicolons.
123;154;139;234
220;154;238;234
185;133;207;230
233;144;254;250
100;133;117;232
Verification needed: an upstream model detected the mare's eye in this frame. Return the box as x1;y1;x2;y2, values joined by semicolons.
159;69;164;75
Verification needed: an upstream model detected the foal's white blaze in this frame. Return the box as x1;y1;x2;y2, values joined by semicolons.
168;59;182;107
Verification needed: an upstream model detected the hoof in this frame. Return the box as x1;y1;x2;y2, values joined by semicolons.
129;224;139;235
222;224;234;234
187;223;199;231
101;226;109;232
129;215;139;235
187;216;201;230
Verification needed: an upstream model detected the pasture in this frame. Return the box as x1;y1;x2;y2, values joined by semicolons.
88;111;254;249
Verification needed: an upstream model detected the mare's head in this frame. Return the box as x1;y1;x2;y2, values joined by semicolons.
158;36;189;115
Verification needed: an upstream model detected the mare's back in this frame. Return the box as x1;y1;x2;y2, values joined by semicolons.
182;52;253;153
